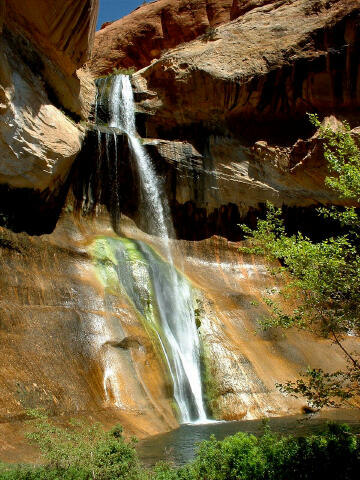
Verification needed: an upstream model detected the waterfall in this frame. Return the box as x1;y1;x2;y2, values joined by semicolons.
102;74;207;423
109;75;171;245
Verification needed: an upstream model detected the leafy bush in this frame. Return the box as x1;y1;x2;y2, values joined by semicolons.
149;423;360;480
240;114;360;408
201;27;217;41
0;418;359;480
0;411;144;480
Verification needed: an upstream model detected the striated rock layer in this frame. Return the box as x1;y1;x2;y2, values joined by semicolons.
144;126;354;240
1;0;360;462
180;236;359;420
0;31;83;192
0;215;178;462
133;0;360;223
5;0;98;76
133;0;360;132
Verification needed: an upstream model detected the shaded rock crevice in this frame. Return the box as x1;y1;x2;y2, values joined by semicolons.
69;126;350;241
0;181;72;235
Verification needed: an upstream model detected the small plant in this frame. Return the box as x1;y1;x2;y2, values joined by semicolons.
303;0;325;15
194;299;205;329
202;26;217;42
112;66;137;76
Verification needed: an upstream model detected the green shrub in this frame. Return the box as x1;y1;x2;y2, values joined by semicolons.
191;433;266;480
201;27;217;41
0;411;144;480
149;423;360;480
240;114;360;408
97;67;137;79
1;418;359;480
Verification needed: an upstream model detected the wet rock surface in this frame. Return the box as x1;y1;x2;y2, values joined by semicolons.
179;236;360;420
71;127;352;241
1;210;358;463
0;214;178;462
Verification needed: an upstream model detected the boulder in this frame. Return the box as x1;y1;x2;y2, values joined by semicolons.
0;32;83;192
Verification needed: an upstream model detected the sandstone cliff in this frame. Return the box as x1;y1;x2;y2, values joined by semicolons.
1;0;360;463
0;0;98;234
90;0;234;75
91;0;360;239
6;0;98;77
0;215;178;462
3;208;358;462
89;0;298;77
134;0;360;134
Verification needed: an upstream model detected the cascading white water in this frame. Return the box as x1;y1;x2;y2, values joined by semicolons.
108;75;207;423
109;75;170;244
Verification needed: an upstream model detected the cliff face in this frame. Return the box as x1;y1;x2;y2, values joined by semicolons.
134;0;360;134
5;0;98;77
89;0;360;239
0;215;178;462
144;128;349;240
179;236;359;420
90;0;234;75
0;0;98;234
1;0;360;463
1;208;358;463
89;0;302;77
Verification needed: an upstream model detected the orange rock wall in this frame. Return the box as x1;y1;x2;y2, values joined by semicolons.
5;0;99;75
90;0;233;75
0;215;178;462
1;210;359;462
0;0;98;227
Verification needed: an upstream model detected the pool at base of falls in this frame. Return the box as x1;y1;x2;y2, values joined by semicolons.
137;409;360;467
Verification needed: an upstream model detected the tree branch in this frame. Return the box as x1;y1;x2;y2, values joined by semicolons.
331;328;360;370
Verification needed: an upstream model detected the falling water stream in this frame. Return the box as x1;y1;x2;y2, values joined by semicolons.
95;75;207;423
